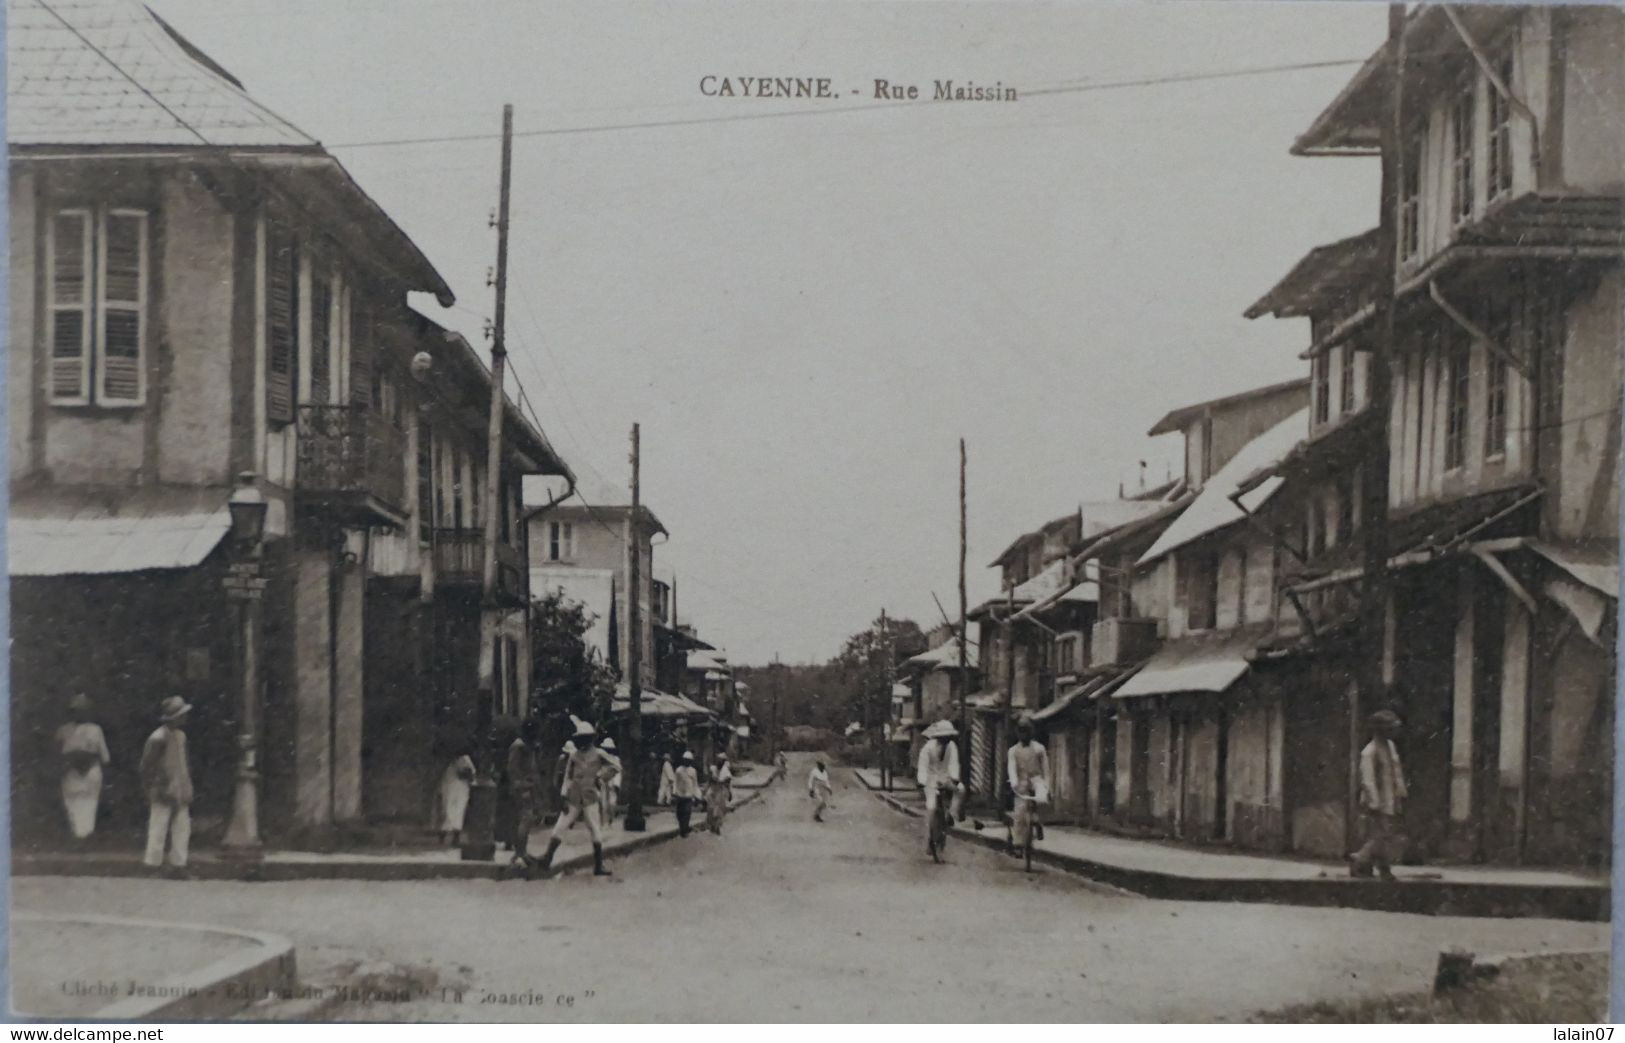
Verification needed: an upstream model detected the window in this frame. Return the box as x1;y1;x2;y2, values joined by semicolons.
1234;546;1248;624
549;521;575;561
1056;636;1077;676
1532;284;1566;432
1336;477;1357;547
1485;305;1511;458
504;636;521;717
416;419;434;544
1400;134;1422;260
1184;552;1218;632
1312;352;1330;425
1444;332;1470;470
308;267;332;406
46;208;148;406
1487;51;1514;201
266;223;299;424
1339;345;1357;415
1451;77;1476;225
452;449;465;528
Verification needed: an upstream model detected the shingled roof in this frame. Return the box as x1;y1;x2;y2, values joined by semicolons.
8;0;456;306
7;0;316;148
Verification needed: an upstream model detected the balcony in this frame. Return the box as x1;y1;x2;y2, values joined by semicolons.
433;528;524;605
296;405;407;527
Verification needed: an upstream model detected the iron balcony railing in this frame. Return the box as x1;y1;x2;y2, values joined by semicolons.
432;527;523;602
296;405;407;515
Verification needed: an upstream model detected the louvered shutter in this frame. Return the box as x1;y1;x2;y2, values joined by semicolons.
309;272;332;406
48;211;92;404
350;302;373;408
266;225;298;424
97;210;147;405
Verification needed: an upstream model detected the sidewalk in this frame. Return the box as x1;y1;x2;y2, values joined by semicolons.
13;786;773;882
855;769;1608;921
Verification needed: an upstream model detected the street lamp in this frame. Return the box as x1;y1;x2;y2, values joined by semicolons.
221;472;268;860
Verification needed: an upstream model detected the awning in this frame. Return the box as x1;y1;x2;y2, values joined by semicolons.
610;685;713;719
1528;541;1618;601
9;485;232;577
1113;626;1270;700
1030;681;1097;723
966;690;1006;714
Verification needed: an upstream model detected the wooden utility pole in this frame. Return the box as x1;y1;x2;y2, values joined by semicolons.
877;608;890;787
957;439;970;797
462;103;514;861
771;651;782;763
625;422;647;831
1351;5;1405;849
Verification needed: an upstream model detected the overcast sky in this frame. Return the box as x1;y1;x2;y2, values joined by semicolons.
150;0;1385;665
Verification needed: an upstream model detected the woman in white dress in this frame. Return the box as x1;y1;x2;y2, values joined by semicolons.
57;694;110;841
437;749;476;845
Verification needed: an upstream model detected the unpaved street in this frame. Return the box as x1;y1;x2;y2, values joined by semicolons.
12;755;1607;1022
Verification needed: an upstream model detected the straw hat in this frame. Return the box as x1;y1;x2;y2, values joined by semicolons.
158;696;192;723
573;721;596;738
923;720;958;739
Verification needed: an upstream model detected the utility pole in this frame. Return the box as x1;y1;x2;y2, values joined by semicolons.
957;438;970;800
878;608;890;788
462;103;514;861
771;651;782;764
624;423;647;832
1352;5;1405;850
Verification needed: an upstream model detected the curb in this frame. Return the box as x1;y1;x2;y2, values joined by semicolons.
1432;946;1609;995
12;788;772;884
867;788;1608;922
13;912;295;1021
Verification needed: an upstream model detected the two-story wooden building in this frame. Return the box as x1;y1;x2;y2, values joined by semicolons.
1248;3;1621;866
6;0;571;844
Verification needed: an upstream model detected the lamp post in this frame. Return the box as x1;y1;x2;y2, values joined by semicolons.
221;471;268;859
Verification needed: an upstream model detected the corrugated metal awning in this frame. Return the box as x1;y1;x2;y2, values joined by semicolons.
9;486;232;577
1113;626;1270;700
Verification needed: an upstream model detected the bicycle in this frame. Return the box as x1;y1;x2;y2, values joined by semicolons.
1012;790;1042;874
927;784;954;863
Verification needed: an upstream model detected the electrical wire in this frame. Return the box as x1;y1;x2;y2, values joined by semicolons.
322;59;1368;151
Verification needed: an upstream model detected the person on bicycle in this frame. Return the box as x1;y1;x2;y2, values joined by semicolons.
1006;715;1049;855
916;720;964;851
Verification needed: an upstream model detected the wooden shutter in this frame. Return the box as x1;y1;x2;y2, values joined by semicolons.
349;302;373;408
97;210;147;405
266;225;298;424
47;210;92;405
308;269;332;406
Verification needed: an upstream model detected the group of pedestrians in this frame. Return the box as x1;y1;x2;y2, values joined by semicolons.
50;693;197;875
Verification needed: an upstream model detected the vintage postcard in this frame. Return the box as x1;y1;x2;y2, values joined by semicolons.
4;0;1620;1026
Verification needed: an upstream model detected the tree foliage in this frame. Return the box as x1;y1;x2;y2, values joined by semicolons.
734;615;929;739
529;591;617;724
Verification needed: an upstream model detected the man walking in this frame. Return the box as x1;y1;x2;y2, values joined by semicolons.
808;759;833;822
140;697;194;874
1350;709;1408;880
673;751;700;836
533;723;621;878
505;717;543;876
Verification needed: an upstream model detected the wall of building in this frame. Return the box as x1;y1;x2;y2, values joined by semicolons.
1551;269;1621;541
1560;7;1625;193
156;173;234;486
